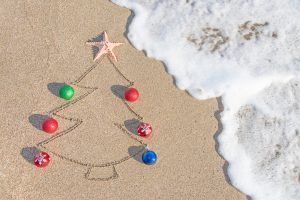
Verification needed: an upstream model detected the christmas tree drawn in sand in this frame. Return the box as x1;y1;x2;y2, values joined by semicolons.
31;32;152;181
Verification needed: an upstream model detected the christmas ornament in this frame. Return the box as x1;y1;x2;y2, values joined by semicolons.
86;31;123;62
33;31;154;181
59;85;74;100
142;150;157;165
34;151;50;167
42;118;58;133
137;123;152;138
124;88;139;102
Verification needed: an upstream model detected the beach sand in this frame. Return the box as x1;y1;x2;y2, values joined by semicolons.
0;0;246;199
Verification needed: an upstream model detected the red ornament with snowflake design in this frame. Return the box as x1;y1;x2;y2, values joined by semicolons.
34;151;51;167
137;123;152;138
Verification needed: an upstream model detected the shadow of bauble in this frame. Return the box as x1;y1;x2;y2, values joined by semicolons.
21;147;40;165
111;85;127;99
47;82;65;97
124;118;140;136
28;114;49;130
128;145;146;164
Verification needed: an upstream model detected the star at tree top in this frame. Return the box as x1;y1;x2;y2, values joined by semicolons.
86;32;124;62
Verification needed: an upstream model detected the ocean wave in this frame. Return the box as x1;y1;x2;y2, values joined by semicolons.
112;0;300;199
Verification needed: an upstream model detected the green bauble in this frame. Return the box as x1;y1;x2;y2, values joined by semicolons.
59;85;74;100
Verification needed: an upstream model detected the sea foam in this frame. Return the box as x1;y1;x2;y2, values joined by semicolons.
112;0;300;199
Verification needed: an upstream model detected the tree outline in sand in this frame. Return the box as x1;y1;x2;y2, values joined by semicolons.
33;33;148;181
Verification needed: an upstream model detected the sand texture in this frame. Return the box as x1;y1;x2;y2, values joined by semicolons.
0;0;246;199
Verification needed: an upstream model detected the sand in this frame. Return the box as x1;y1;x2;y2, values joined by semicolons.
0;0;246;199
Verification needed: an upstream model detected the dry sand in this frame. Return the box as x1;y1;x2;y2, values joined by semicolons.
0;0;246;199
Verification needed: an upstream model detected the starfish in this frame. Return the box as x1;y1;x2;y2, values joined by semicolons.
86;32;124;62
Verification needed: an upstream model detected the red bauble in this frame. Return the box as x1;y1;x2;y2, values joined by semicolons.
42;118;58;133
124;88;139;102
137;123;152;138
34;151;50;167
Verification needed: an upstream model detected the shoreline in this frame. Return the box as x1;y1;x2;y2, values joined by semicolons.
121;7;241;197
0;0;246;199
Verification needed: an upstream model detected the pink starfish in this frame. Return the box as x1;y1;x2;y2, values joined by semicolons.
86;32;124;62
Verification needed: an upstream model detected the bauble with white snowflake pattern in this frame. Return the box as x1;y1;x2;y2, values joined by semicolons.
137;123;152;138
34;151;50;167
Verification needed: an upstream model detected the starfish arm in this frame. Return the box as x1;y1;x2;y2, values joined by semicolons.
112;42;124;47
103;31;109;42
86;41;104;46
94;47;108;62
108;51;118;63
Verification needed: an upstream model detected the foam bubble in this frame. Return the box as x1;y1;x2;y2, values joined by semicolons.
112;0;300;199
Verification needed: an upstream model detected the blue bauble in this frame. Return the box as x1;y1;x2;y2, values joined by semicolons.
142;150;157;165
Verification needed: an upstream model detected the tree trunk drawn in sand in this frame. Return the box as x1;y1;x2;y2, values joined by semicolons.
35;53;147;181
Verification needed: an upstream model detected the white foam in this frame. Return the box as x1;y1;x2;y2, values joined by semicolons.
112;0;300;199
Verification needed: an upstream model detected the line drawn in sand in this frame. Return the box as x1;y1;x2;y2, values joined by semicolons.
27;33;149;181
